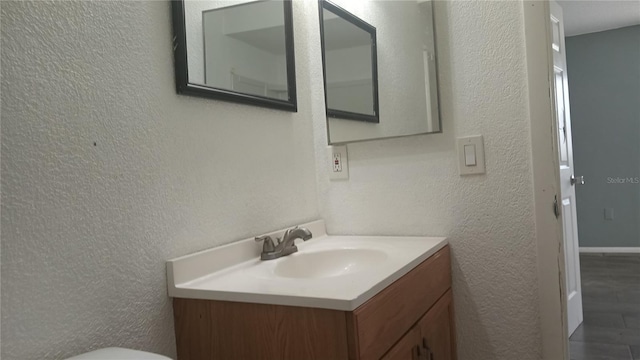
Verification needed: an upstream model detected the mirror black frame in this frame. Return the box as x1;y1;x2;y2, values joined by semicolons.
171;0;298;112
319;0;379;123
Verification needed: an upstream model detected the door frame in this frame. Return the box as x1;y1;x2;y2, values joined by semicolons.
523;1;570;359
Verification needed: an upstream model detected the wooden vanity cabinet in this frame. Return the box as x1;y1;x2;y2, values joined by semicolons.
173;245;456;360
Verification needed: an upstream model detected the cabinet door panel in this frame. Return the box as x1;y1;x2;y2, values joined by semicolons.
381;326;420;360
351;246;451;360
416;290;455;360
173;298;349;360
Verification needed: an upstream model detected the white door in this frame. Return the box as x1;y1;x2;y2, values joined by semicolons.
550;1;583;337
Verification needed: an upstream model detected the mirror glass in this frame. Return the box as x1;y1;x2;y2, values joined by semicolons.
173;0;297;111
320;0;441;144
320;3;378;122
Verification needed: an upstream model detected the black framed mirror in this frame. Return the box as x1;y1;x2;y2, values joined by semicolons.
171;0;297;112
319;0;379;123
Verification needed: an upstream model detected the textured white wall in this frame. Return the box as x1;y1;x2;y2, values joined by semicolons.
1;1;543;360
311;1;543;359
0;1;320;359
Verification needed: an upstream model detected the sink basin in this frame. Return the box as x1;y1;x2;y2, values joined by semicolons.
273;248;388;279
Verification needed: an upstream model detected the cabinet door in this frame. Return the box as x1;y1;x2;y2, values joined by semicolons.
416;290;456;360
351;246;451;360
381;326;421;360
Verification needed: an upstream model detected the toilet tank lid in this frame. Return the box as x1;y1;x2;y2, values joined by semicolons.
66;347;172;360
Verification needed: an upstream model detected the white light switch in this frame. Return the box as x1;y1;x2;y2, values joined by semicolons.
457;135;485;175
464;144;476;166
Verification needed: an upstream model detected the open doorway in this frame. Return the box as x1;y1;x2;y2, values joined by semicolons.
555;1;640;359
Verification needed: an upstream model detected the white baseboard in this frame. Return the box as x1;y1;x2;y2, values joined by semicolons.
580;247;640;254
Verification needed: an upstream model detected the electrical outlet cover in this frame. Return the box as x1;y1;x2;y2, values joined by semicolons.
329;145;349;180
604;208;614;220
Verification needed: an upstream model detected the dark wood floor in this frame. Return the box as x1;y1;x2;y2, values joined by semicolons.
570;253;640;360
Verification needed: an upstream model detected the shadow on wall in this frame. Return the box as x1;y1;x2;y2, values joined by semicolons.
450;253;496;357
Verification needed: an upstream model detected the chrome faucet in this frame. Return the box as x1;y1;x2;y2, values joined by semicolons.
255;226;312;260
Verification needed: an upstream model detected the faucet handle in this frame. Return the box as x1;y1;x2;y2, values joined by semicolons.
283;226;295;235
281;226;299;240
255;236;276;252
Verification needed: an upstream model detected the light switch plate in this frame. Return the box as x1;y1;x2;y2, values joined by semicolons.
329;145;349;180
457;135;485;175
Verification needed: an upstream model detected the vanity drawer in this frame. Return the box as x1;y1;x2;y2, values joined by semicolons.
348;245;451;360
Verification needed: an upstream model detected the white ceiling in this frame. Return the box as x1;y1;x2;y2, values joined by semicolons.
558;0;640;36
228;26;286;55
322;16;372;51
223;13;370;55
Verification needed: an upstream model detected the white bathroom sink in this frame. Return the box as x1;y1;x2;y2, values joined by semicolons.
273;248;388;279
167;220;448;311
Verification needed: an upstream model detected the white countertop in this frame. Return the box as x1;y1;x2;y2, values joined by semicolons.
167;220;447;311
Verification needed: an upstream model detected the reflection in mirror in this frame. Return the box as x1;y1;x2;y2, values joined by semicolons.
320;2;378;122
322;0;441;144
173;0;297;111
